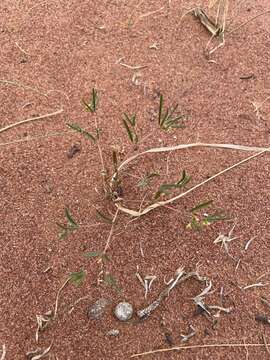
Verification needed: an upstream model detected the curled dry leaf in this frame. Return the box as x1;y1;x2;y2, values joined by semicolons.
26;342;53;360
35;311;53;342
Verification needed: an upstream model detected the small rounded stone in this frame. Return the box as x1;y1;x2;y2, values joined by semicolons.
114;302;133;321
107;329;120;337
88;298;110;320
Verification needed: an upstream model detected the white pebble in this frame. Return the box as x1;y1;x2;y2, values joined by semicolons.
114;302;133;321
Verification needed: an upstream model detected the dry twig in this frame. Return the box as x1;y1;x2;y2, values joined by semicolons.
0;345;6;360
0;109;63;134
131;341;270;358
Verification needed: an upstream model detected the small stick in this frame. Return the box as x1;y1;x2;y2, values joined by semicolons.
14;41;29;55
93;115;107;193
0;345;6;360
117;57;148;70
53;277;71;319
131;342;270;358
228;10;270;35
262;334;270;354
0;109;63;134
103;208;119;253
244;236;256;251
261;296;270;309
139;7;164;19
0;79;47;96
242;282;267;290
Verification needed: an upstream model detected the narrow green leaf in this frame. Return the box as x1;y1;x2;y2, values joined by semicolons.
83;251;110;262
124;113;136;126
158;94;163;126
92;88;98;112
67;123;96;142
112;150;118;173
83;251;103;258
82;88;99;113
65;208;78;228
122;118;135;143
69;270;86;286
203;213;227;225
176;170;191;187
190;200;213;213
96;209;113;224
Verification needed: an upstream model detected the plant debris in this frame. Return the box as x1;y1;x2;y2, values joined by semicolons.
213;223;238;260
137;267;208;319
0;344;6;360
192;7;222;36
67;143;81;158
26;342;53;360
180;325;196;342
135;269;156;299
255;315;270;325
35;311;53;342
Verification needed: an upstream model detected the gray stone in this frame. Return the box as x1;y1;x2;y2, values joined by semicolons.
107;329;120;337
114;302;133;321
87;298;110;320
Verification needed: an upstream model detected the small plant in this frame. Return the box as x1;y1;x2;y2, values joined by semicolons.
187;200;227;230
83;251;120;291
158;94;186;131
56;207;79;239
154;170;191;199
82;88;99;113
122;113;138;144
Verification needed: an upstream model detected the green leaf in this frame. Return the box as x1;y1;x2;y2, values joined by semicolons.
158;94;163;126
91;88;98;112
69;270;86;286
154;170;190;199
158;94;187;131
124;113;136;126
122;118;138;144
176;170;191;187
112;150;118;173
56;224;68;240
82;88;99;113
190;200;213;213
67;123;96;142
65;208;79;228
96;209;113;224
202;213;227;225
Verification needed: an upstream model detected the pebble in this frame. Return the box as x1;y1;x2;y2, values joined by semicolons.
114;302;133;321
107;329;120;337
87;298;110;320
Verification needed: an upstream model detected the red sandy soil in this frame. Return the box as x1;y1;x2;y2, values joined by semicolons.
1;1;270;359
